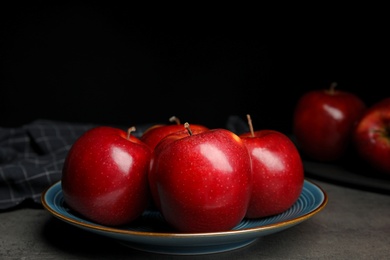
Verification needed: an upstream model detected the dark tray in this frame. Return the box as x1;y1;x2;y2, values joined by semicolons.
302;154;390;195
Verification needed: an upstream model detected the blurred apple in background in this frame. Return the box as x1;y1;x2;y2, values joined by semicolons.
353;97;390;176
240;114;304;218
293;82;366;162
140;116;209;150
61;126;152;226
149;123;252;233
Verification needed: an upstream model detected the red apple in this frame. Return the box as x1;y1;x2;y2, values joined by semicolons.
240;114;305;218
353;97;390;175
140;116;209;150
293;82;366;161
61;126;152;226
149;123;252;233
147;127;209;212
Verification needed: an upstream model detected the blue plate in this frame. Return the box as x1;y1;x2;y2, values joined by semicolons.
41;180;327;255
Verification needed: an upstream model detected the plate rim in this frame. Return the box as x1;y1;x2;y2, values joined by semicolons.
41;179;328;239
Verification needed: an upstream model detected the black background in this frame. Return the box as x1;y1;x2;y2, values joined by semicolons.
1;3;389;134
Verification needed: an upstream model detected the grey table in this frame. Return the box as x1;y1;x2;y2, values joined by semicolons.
1;178;389;260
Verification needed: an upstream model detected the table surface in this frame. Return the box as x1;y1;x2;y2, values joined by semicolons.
1;177;390;260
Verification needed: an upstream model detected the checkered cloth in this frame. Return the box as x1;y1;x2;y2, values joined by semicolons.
0;120;96;210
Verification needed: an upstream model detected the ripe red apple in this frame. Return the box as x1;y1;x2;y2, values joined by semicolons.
147;127;210;212
140;116;209;150
61;126;152;226
353;97;390;176
293;82;366;161
240;115;305;218
149;123;252;233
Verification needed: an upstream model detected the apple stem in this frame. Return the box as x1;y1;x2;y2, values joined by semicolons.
246;114;255;137
329;82;338;94
127;126;136;140
169;116;181;125
184;122;193;136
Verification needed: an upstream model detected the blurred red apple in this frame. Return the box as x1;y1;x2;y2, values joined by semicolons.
61;126;152;226
293;82;366;161
240;114;304;218
353;97;390;176
140;116;209;150
149;123;252;233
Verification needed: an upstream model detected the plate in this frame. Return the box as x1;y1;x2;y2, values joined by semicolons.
41;180;327;255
